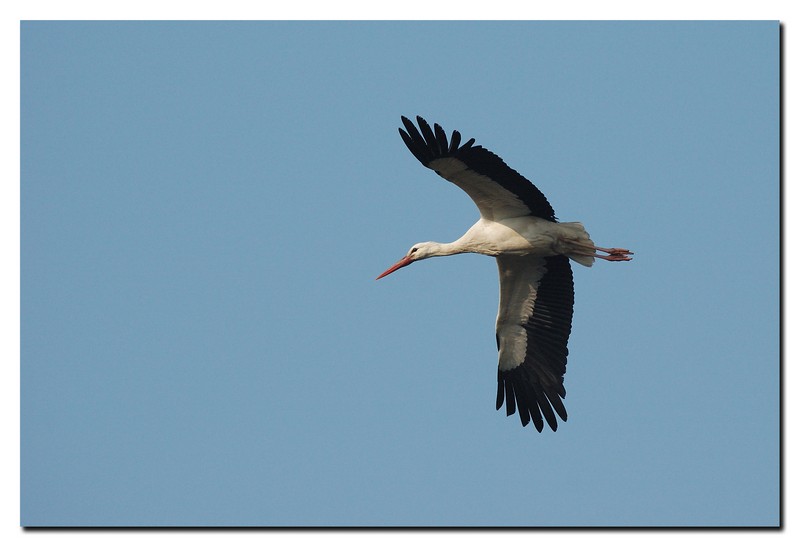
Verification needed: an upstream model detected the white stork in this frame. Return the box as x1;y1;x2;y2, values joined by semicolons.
377;116;632;432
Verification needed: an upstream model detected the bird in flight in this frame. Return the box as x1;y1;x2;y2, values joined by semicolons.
377;115;632;432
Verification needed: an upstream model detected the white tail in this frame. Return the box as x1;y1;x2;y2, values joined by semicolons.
558;222;596;267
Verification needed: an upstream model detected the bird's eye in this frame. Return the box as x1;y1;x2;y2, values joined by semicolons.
411;247;418;253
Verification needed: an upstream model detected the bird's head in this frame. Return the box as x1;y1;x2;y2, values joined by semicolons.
376;242;440;280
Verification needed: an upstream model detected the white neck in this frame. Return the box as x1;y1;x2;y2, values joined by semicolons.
429;241;468;257
422;233;490;258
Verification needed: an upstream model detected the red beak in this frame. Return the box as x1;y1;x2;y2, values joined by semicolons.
376;256;414;280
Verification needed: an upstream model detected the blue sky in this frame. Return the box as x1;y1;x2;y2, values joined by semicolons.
20;20;779;526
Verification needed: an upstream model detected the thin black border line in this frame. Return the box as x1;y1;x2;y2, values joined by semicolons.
20;20;785;531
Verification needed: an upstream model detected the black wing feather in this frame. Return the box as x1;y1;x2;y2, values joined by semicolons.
398;115;556;221
416;117;439;155
399;117;431;164
433;123;449;154
448;129;461;153
505;381;516;417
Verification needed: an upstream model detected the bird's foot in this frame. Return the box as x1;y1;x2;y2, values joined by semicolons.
594;247;633;262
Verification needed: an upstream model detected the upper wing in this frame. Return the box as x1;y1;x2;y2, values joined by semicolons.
399;115;557;222
495;255;574;432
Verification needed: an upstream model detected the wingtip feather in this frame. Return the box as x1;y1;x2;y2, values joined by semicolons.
505;380;516;417
433;123;449;155
496;374;504;410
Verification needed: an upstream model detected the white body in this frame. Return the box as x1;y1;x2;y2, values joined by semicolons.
407;217;595;373
450;217;596;267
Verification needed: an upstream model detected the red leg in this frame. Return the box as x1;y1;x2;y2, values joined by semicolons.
593;247;633;261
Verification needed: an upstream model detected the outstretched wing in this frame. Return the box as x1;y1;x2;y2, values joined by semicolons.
399;115;557;222
495;255;574;432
